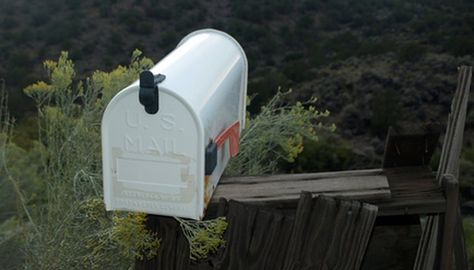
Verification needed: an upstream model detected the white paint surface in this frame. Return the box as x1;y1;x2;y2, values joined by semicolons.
102;29;247;219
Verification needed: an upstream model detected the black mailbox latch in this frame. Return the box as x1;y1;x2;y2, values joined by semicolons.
205;141;217;175
139;71;166;114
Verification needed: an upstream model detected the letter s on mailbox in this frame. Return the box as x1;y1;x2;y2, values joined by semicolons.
101;29;247;220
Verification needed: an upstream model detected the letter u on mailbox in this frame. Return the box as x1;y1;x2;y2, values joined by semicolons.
101;29;247;219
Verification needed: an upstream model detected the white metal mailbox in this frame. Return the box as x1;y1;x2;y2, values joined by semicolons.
101;29;247;220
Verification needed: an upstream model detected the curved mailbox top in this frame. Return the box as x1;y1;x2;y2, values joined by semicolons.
151;28;247;132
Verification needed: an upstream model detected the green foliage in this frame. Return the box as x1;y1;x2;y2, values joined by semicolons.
445;36;474;57
175;217;228;261
370;88;402;136
282;60;313;83
284;136;354;173
106;32;125;55
460;142;474;187
97;49;153;103
0;216;24;269
358;37;397;56
16;50;156;269
11;114;38;149
81;198;160;267
0;80;34;268
247;71;288;113
44;21;81;46
226;90;335;176
5;49;234;268
463;218;474;265
464;144;474;164
397;43;427;63
323;32;362;61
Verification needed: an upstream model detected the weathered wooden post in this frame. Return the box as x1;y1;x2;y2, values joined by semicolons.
414;66;472;270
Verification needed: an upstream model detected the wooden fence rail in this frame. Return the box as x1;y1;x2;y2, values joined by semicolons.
137;193;378;270
414;66;472;270
136;66;472;270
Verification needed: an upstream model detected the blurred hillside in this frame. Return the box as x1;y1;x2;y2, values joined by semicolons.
0;0;473;172
1;1;474;267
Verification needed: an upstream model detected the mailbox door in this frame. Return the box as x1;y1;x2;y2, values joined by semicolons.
102;86;204;219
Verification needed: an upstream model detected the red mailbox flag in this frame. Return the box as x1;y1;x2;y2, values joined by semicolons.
215;121;240;157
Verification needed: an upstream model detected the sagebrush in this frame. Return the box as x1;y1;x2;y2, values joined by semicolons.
0;51;333;269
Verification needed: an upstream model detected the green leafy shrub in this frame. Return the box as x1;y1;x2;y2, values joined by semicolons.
283;136;354;173
226;90;335;176
358;38;398;56
445;36;474;57
175;217;228;261
105;32;125;55
322;32;361;61
1;47;336;268
0;216;24;269
282;60;313;83
247;70;288;113
370;88;402;136
464;218;474;265
18;50;157;269
81;198;161;267
397;42;427;63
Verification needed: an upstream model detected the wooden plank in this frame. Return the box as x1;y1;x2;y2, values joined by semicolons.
213;166;445;217
214;200;297;270
213;175;390;201
138;194;378;270
454;209;470;270
214;171;390;204
220;168;383;184
375;167;445;216
440;67;472;180
415;66;472;270
413;215;436;270
440;174;458;270
282;193;378;270
281;192;313;270
216;193;381;270
382;124;440;168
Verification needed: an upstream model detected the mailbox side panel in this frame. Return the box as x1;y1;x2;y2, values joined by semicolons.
102;86;204;219
199;60;244;206
149;29;248;210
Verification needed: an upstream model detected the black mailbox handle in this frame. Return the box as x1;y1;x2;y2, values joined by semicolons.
139;71;166;114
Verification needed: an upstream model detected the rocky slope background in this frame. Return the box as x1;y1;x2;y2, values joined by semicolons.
1;0;473;166
4;0;473;179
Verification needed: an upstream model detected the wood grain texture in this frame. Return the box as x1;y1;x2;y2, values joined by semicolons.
215;200;294;270
213;166;445;217
382;124;440;168
372;167;445;216
214;170;389;202
282;193;378;270
440;174;458;270
214;174;389;201
137;194;378;270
